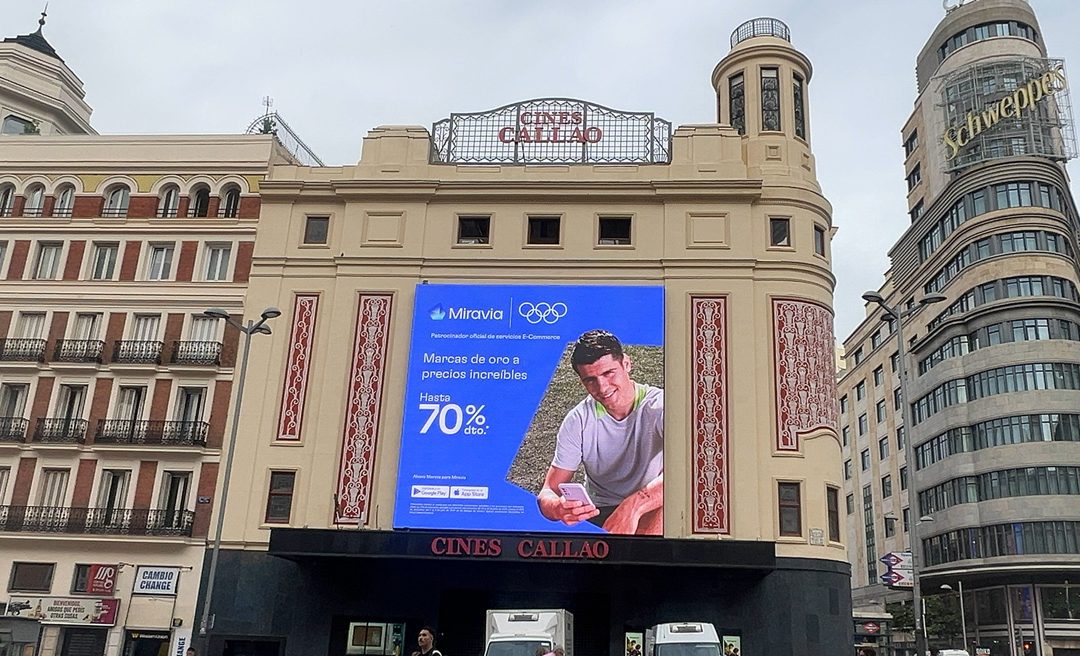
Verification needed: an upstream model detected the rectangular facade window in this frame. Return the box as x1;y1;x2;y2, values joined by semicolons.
265;471;296;524
900;466;908;491
203;244;232;281
844;460;852;480
9;562;54;593
903;130;919;157
0;241;6;274
33;242;62;280
37;468;69;507
906;164;922;191
846;493;855;515
90;243;118;280
881;475;893;499
598;216;632;246
826;486;840;542
0;383;28;418
891;351;900;372
842;426;850;446
894;388;902;411
861;449;870;471
884;515;896;538
873;366;884;386
813;226;825;256
728;73;745;135
778;482;801;536
769;217;790;247
303;216;330;244
71;564;93;593
457;216;490;245
839;395;848;414
879;436;889;459
146;244;174;280
909;200;925;222
876;400;886;422
527;216;561;245
853;349;864;366
760;68;781;131
856;380;866;400
858;414;868;435
902;507;910;532
793;74;806;139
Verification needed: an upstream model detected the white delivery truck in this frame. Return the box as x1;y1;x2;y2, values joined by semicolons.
644;623;723;656
484;610;573;656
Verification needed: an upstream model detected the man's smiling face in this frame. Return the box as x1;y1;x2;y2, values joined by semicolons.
575;353;635;419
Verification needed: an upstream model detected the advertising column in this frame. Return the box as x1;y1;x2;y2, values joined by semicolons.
394;284;664;535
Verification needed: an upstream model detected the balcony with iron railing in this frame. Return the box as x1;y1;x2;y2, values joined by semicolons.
170;341;222;366
0;417;28;443
0;338;47;362
33;418;87;444
54;339;105;363
0;506;195;537
111;341;163;364
730;17;790;47
96;419;209;447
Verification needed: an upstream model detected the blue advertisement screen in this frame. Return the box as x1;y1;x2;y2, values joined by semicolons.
394;284;664;535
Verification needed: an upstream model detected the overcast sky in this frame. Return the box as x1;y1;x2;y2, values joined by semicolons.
11;0;1080;339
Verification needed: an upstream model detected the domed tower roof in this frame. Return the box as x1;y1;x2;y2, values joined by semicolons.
2;10;63;62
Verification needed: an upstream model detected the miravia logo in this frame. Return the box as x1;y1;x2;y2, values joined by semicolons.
429;304;505;321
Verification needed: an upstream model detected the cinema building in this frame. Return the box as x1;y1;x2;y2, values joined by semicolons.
196;17;851;656
0;15;307;656
839;1;1080;655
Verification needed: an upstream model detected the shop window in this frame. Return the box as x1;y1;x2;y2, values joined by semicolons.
9;562;54;592
598;216;632;246
527;216;561;245
826;486;840;542
769;217;790;247
457;216;490;245
304;216;330;245
265;471;296;524
778;482;801;536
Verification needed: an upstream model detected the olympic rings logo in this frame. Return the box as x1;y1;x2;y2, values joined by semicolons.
518;302;568;324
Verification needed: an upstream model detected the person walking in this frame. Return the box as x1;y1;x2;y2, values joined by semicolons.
413;627;443;656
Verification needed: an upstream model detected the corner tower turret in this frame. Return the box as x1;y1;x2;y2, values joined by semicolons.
712;18;818;188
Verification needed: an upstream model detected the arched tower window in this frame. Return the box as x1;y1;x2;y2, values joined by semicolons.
103;184;131;218
158;185;180;218
53;185;75;218
220;185;241;218
189;185;210;218
24;184;45;217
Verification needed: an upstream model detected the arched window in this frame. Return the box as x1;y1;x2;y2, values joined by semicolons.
103;184;130;218
158;185;180;218
189;186;210;218
220;185;241;218
24;184;45;217
0;184;15;217
53;184;75;218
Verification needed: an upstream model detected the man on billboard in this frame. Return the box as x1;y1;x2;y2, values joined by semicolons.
536;330;664;535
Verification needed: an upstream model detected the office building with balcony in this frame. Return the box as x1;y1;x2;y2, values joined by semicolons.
0;15;298;656
839;1;1080;655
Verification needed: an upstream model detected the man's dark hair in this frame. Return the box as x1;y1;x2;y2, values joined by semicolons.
571;330;624;369
420;626;436;640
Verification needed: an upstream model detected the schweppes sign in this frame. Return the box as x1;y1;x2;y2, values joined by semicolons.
943;65;1068;160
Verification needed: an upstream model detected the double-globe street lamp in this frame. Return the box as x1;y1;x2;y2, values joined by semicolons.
198;307;280;640
861;291;948;656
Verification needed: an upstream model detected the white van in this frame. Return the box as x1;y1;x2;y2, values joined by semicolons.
645;623;723;656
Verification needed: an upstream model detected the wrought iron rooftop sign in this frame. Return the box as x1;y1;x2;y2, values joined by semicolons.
431;98;672;165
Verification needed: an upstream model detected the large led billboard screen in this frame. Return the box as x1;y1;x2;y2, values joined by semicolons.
394;284;664;535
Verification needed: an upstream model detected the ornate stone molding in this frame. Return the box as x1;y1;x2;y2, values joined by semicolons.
773;298;839;451
692;296;729;534
335;293;393;525
276;294;319;441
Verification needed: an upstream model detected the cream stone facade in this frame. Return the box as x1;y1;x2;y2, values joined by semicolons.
201;18;851;656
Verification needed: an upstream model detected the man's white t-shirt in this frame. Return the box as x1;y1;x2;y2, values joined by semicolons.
551;383;664;507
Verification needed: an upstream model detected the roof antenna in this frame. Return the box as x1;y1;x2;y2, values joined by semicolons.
36;3;48;33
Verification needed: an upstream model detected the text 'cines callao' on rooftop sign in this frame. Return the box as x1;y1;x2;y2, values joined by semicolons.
943;65;1067;160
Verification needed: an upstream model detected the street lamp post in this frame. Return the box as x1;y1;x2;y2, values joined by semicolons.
861;291;948;656
941;582;968;651
197;307;280;640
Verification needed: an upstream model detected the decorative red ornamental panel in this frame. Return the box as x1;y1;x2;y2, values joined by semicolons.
772;299;839;451
335;294;394;524
276;294;319;441
691;296;730;534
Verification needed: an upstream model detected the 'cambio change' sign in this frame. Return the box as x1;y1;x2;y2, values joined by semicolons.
132;566;181;595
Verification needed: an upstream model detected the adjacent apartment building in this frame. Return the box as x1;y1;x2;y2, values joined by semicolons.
196;18;852;656
840;1;1080;655
0;15;296;656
